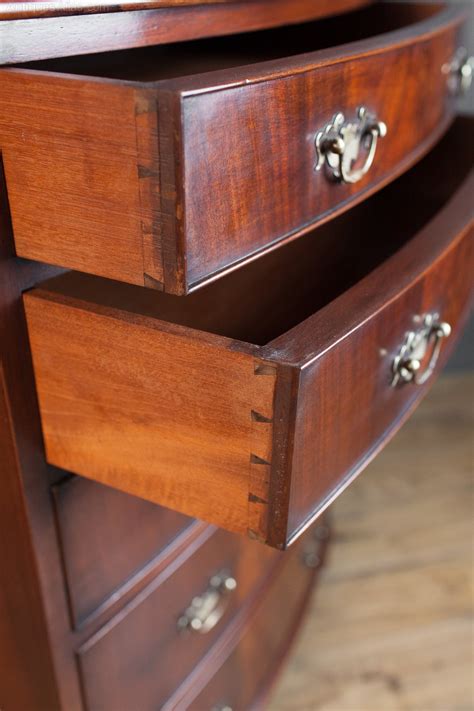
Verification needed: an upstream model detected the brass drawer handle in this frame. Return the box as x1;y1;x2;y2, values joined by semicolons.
443;47;474;95
315;107;387;184
391;314;451;387
177;570;237;634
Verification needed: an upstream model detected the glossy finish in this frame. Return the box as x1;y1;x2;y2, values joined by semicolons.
181;525;327;711
0;0;373;63
1;0;472;704
52;475;193;628
77;527;278;710
24;119;474;549
0;157;81;709
1;2;464;293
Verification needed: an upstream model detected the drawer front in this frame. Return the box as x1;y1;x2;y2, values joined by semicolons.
280;207;473;545
24;120;474;550
52;476;193;628
77;528;279;710
180;524;322;711
2;2;467;294
175;8;462;293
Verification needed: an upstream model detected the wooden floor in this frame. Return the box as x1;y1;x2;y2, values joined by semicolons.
270;374;474;711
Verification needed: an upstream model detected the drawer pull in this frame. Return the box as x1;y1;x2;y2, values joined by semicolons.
391;314;451;387
315;107;387;184
177;570;237;634
443;47;474;95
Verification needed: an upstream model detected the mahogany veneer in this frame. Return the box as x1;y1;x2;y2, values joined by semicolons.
182;529;324;711
1;0;472;708
24;120;474;549
77;526;280;710
52;475;193;627
0;0;374;63
1;2;465;293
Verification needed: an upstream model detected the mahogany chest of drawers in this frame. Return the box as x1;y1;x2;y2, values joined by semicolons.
0;1;472;709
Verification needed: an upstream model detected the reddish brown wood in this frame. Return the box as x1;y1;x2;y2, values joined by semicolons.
179;521;328;711
1;2;464;293
164;517;330;710
0;0;374;62
77;527;279;710
266;119;474;545
0;366;61;711
24;286;275;536
52;475;193;628
23;119;474;550
0;155;81;709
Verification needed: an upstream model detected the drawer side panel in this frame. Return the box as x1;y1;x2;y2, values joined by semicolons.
24;293;276;536
0;72;155;285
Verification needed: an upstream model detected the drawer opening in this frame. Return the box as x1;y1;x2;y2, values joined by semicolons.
18;2;442;82
38;118;473;348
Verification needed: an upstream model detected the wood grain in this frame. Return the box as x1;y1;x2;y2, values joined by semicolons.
181;522;327;711
0;75;149;285
24;119;474;549
24;288;276;536
2;2;464;293
77;526;278;710
0;0;374;62
0;364;61;711
280;214;473;545
52;475;193;628
0;155;81;708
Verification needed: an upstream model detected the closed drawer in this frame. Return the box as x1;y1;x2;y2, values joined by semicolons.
2;2;468;294
76;527;279;710
24;119;474;549
178;520;323;711
52;476;193;628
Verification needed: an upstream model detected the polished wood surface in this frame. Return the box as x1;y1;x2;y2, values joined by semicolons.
23;120;474;549
271;374;474;710
25;287;274;536
0;77;147;286
0;0;373;63
162;516;329;710
182;524;327;711
1;0;472;704
52;475;193;628
77;527;279;710
2;2;463;293
0;158;81;709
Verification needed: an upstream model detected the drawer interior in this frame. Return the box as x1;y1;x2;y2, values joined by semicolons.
40;118;473;347
19;2;442;81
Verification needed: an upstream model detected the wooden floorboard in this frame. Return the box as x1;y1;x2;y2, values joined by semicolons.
270;374;474;711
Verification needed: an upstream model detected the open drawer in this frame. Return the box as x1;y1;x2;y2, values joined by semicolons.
2;1;469;293
24;119;474;549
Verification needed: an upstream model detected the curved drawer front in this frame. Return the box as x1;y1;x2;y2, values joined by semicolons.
175;5;464;292
177;520;325;711
24;120;474;549
2;2;468;294
52;476;193;628
76;527;279;710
